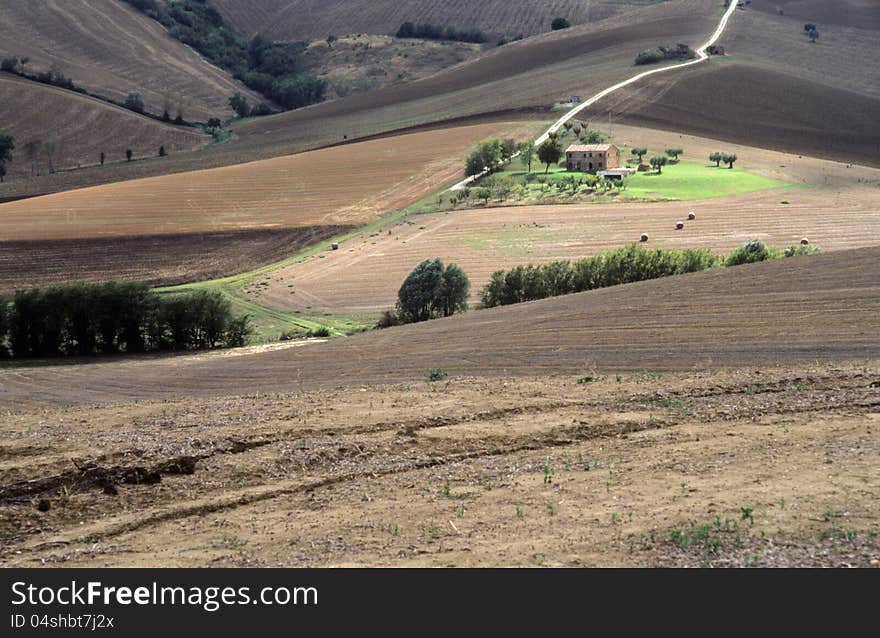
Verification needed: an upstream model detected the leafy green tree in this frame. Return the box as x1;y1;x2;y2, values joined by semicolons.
0;131;14;182
229;92;250;118
465;139;504;177
126;149;133;162
537;138;563;174
477;187;492;204
396;259;443;323
159;145;166;157
501;138;518;162
517;140;536;173
709;152;723;167
722;153;737;169
631;147;647;164
665;148;683;160
435;263;470;317
650;156;668;173
124;91;145;114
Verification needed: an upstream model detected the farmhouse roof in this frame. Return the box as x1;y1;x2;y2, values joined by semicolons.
566;144;615;152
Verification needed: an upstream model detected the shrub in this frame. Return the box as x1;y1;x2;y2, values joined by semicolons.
784;244;821;258
724;240;780;267
376;310;400;329
427;369;449;382
551;18;571;30
124;91;145;114
306;327;331;338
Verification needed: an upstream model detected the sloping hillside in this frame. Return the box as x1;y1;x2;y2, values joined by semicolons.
1;246;877;407
0;74;208;182
0;0;718;200
0;0;261;120
212;0;634;41
603;1;880;166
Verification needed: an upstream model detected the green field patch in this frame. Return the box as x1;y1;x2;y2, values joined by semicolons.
623;160;792;200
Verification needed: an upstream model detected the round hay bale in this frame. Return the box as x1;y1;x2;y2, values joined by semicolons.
688;212;696;220
640;233;649;243
800;238;810;245
675;222;684;230
331;243;340;251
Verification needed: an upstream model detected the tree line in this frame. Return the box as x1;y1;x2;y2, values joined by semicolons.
396;22;488;44
635;44;696;65
481;241;821;308
0;282;251;359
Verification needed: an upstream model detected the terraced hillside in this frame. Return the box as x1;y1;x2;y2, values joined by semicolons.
212;0;635;41
0;74;209;182
0;0;261;120
1;246;877;408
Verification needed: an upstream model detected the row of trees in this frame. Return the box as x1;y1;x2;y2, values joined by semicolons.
710;152;738;168
481;240;820;308
396;22;488;44
481;244;720;307
0;282;251;359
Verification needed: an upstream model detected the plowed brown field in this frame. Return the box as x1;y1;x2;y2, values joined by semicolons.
0;0;261;121
0;75;209;180
1;246;878;409
254;124;880;314
1;363;878;567
0;121;535;241
213;0;627;41
0;226;350;297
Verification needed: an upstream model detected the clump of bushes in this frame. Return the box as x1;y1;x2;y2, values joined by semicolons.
635;44;695;65
723;239;780;266
396;22;488;43
0;282;251;359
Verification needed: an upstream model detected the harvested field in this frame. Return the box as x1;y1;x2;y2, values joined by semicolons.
213;0;636;41
0;121;534;241
1;246;878;408
254;125;880;313
0;0;261;121
1;363;877;567
0;74;209;180
0;226;350;297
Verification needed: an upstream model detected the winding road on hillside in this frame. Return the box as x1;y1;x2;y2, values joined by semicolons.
451;0;741;189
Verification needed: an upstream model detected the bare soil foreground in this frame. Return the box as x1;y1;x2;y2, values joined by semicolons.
1;247;878;408
1;364;877;567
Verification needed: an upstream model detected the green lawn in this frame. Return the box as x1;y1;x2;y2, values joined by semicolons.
624;160;792;200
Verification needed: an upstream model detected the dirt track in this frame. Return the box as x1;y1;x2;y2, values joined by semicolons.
1;246;878;409
1;364;877;567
